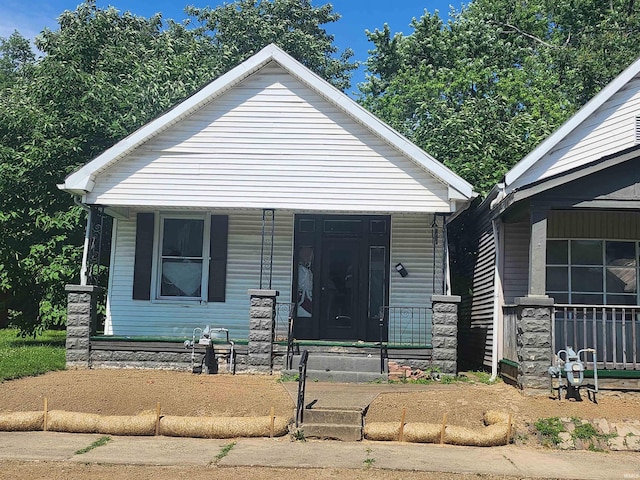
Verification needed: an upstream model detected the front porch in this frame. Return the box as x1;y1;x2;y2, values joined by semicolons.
65;286;460;377
502;301;640;390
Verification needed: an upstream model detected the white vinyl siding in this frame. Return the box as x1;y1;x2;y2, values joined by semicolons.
515;75;640;188
105;210;294;339
502;220;530;303
87;63;450;213
389;214;439;305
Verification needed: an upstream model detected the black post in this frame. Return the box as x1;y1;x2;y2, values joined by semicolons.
295;350;309;427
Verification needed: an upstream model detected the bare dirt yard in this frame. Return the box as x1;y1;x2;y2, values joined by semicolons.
2;369;639;429
2;369;640;479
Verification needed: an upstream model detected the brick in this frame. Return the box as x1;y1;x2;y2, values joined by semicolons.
66;313;91;327
432;349;457;362
248;354;272;366
432;325;457;338
66;326;89;339
249;317;272;331
67;302;90;315
250;297;274;308
249;330;272;342
433;303;457;313
432;312;458;325
248;342;272;354
250;306;272;319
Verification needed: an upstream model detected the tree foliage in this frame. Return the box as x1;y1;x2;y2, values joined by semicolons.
359;0;640;194
0;0;354;335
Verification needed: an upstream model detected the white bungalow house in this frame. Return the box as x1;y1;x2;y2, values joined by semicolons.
450;55;640;391
59;44;474;373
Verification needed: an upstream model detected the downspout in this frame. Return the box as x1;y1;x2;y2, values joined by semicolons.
489;183;506;382
74;196;91;286
490;219;502;381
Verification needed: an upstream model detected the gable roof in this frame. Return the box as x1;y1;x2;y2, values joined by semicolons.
504;55;640;193
59;44;474;201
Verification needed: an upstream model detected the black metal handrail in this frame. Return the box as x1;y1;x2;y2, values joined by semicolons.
379;315;386;374
286;314;296;370
295;350;309;427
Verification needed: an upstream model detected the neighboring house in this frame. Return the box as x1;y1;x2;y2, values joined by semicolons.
59;44;474;373
450;56;640;391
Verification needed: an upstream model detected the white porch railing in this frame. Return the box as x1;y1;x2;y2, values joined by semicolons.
553;304;640;370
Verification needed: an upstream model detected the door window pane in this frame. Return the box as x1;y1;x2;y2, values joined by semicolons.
607;294;637;305
547;267;568;291
369;247;386;318
606;241;636;267
160;218;204;298
323;220;361;234
296;246;314;317
161;259;202;296
571;267;603;292
606;267;636;294
547;240;568;265
162;219;203;257
571;240;602;265
572;293;604;304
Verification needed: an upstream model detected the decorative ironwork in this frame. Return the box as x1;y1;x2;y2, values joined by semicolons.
86;206;110;286
380;305;433;347
259;208;275;289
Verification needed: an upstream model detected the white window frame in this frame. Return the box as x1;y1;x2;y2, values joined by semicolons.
151;212;211;303
546;238;639;305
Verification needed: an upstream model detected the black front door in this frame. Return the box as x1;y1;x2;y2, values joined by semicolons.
293;214;390;342
320;238;360;339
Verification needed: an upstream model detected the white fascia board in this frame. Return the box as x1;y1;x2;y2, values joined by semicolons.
505;55;640;191
61;46;279;193
270;48;475;200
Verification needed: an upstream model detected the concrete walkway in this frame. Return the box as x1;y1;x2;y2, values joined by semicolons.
281;381;458;410
1;431;640;479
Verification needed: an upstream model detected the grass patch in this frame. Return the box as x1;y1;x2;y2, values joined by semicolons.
75;436;111;455
214;441;236;463
363;447;375;469
278;372;299;382
534;417;564;446
0;328;66;382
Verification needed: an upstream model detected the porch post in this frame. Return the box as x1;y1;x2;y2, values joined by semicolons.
431;294;460;375
65;285;102;368
248;289;279;373
514;296;554;393
528;206;548;296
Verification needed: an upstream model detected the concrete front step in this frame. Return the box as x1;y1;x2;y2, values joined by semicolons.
291;354;386;373
303;408;363;426
282;368;387;383
301;423;363;441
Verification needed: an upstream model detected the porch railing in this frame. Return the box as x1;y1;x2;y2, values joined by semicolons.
502;305;518;362
380;306;432;347
275;302;296;370
553;304;639;370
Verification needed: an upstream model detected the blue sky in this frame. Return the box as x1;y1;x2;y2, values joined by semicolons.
0;1;462;91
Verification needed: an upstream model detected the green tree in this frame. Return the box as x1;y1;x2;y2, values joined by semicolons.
360;0;640;194
0;0;354;335
185;0;357;91
0;31;35;89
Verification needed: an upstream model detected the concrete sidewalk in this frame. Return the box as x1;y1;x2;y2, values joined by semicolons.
1;431;640;479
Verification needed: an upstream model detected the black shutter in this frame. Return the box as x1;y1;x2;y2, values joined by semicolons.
208;215;228;302
133;212;154;300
